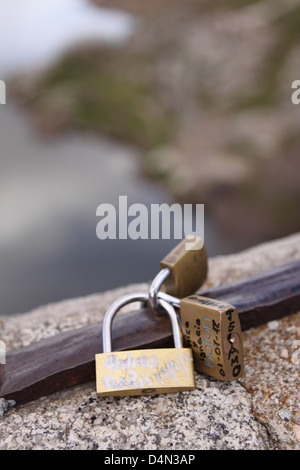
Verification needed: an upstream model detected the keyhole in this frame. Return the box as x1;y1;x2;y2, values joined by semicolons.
224;333;240;354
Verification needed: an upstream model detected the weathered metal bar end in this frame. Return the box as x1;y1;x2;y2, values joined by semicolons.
199;259;300;331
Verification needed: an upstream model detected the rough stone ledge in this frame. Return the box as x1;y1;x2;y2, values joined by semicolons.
0;232;299;450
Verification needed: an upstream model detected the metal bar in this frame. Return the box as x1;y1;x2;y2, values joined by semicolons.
1;259;300;405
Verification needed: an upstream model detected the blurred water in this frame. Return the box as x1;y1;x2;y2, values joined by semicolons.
0;99;236;315
0;100;181;315
0;1;233;315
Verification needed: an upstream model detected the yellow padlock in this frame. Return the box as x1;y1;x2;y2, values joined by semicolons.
95;292;196;397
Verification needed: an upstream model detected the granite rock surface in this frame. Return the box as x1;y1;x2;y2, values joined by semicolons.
0;233;299;450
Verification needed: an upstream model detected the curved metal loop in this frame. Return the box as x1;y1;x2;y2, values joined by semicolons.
148;267;170;314
157;291;181;309
102;291;183;353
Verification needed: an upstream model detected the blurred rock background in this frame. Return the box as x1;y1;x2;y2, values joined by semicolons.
12;0;300;241
1;0;300;314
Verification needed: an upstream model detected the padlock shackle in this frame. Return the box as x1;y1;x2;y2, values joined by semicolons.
148;267;171;313
102;292;183;353
157;291;181;309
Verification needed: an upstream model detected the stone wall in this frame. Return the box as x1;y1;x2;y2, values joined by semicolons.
0;232;299;449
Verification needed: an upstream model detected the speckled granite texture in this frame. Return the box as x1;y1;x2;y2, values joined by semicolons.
0;232;299;450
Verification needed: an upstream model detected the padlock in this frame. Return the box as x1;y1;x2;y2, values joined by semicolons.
95;292;196;397
158;292;244;381
160;236;208;298
149;236;208;312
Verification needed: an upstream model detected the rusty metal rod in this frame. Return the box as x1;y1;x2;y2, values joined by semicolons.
1;259;300;405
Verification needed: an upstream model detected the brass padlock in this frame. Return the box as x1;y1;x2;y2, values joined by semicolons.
95;292;196;397
180;295;244;381
158;292;244;381
160;236;208;298
149;236;208;312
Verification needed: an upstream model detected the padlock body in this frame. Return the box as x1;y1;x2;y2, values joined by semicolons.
160;237;208;298
96;348;195;396
180;295;244;381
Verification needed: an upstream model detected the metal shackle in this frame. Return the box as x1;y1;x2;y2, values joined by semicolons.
156;291;181;309
148;267;171;313
102;292;183;353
